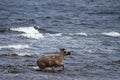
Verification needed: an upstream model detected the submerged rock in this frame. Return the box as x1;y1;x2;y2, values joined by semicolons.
8;70;22;74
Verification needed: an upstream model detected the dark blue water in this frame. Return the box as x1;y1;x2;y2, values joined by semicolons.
0;0;120;80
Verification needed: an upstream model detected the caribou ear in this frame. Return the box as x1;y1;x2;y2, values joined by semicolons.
59;48;66;51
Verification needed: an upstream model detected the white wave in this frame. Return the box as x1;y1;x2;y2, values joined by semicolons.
101;31;120;37
51;33;63;36
45;33;63;37
21;33;44;39
45;32;88;38
11;27;44;39
14;52;32;56
67;32;88;36
9;52;39;57
0;44;29;50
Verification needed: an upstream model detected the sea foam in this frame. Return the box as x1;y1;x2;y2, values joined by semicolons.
101;31;120;37
11;27;44;39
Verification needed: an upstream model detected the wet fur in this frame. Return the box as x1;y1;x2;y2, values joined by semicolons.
36;48;71;72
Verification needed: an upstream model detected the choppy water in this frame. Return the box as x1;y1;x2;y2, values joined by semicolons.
0;0;120;80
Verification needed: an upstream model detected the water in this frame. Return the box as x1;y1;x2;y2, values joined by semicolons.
0;0;120;80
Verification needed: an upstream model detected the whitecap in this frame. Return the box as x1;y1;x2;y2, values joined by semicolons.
45;33;63;37
10;27;44;39
10;52;40;57
21;33;44;39
0;44;29;50
51;33;63;37
67;32;88;36
101;31;120;37
14;52;32;57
